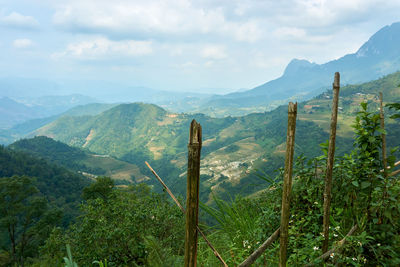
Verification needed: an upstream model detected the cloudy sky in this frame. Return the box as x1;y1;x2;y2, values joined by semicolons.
1;0;399;94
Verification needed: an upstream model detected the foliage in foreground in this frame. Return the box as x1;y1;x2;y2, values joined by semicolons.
0;175;62;267
37;182;184;266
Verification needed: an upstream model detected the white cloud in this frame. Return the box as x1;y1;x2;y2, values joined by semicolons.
13;38;34;49
52;37;153;60
52;0;263;42
0;12;39;30
201;45;227;60
273;27;306;40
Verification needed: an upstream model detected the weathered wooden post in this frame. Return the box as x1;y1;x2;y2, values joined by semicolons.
322;72;340;253
279;102;297;267
184;120;202;267
379;92;387;171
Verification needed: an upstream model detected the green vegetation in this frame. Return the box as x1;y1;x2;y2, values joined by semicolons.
21;101;399;266
0;145;90;265
10;136;148;183
0;146;89;222
37;183;184;266
0;176;62;266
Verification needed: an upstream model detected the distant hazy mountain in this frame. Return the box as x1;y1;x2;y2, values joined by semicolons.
195;21;400;116
0;97;42;128
0;94;97;129
0;76;211;107
0;77;60;98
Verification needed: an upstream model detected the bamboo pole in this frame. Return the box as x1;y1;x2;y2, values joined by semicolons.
379;92;387;172
279;102;297;267
322;72;340;253
145;161;228;267
306;224;358;266
389;168;400;177
184;120;202;267
238;228;280;267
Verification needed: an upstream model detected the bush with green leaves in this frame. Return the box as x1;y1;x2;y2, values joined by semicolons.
39;183;184;266
0;175;62;267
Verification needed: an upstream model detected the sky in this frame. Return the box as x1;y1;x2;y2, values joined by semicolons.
0;0;400;94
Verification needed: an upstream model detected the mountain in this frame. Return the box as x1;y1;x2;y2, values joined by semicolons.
17;94;98;114
0;97;43;129
9;136;149;183
30;71;400;200
0;77;60;98
0;76;212;110
194;22;400;117
0;103;117;145
0;94;98;130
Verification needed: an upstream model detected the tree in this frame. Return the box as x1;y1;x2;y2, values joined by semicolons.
0;175;61;266
42;184;184;266
82;176;114;201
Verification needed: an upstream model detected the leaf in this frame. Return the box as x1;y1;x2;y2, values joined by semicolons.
368;136;375;143
360;102;368;111
390;114;400;119
376;128;387;135
352;181;359;187
362;143;368;151
361;181;371;189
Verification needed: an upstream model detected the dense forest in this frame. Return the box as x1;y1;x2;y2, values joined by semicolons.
0;146;90;265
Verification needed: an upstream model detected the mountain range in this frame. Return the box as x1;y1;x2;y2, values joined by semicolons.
0;103;118;144
24;71;400;201
189;22;400;116
0;94;97;129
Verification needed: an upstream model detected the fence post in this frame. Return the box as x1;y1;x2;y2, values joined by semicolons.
184;120;202;267
322;72;340;253
279;102;297;267
379;92;387;171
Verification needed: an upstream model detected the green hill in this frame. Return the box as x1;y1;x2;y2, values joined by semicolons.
0;145;90;224
32;73;400;201
9;136;149;183
0;103;117;145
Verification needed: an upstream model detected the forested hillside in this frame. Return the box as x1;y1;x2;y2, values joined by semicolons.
0;146;89;222
0;146;91;265
9;136;149;183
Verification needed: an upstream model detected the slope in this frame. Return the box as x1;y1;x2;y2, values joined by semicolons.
0;103;117;145
9;136;149;183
